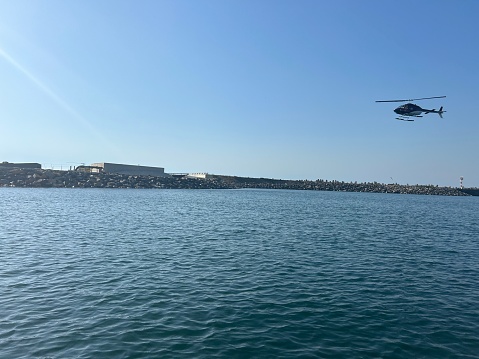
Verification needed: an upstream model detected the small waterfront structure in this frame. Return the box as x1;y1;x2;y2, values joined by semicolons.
90;162;169;177
169;173;189;178
0;161;41;169
75;165;104;173
187;173;213;179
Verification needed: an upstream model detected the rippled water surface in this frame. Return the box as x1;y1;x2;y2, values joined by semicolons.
1;188;478;358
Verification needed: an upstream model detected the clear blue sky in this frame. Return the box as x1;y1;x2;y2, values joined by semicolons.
1;0;478;186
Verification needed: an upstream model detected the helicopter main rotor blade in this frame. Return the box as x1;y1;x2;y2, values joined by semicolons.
376;96;446;103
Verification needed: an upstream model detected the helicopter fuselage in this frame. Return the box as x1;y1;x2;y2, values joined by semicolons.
394;103;424;117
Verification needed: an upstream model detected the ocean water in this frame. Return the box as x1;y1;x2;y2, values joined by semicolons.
1;188;478;358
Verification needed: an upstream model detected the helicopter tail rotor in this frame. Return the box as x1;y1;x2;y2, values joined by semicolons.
438;106;445;118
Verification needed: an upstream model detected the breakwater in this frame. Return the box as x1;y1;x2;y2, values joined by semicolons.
0;167;471;196
459;188;479;196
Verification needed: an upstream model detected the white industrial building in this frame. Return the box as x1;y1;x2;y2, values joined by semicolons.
90;162;170;177
187;173;213;179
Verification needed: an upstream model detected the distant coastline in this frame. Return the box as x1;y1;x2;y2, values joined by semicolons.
0;167;474;196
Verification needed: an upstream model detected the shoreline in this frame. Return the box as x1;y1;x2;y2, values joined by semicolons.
0;167;473;196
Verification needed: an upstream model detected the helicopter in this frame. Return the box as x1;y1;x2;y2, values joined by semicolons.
376;96;446;121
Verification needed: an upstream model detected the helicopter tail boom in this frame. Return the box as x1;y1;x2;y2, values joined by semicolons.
424;106;445;118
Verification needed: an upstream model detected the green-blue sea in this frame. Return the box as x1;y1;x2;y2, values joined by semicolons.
1;188;478;358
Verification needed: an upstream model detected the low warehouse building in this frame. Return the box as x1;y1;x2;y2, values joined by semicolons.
0;161;41;169
90;162;169;177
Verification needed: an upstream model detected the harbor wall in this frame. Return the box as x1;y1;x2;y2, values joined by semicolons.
0;167;472;196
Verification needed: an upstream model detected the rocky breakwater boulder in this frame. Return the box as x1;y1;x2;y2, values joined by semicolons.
0;167;56;187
